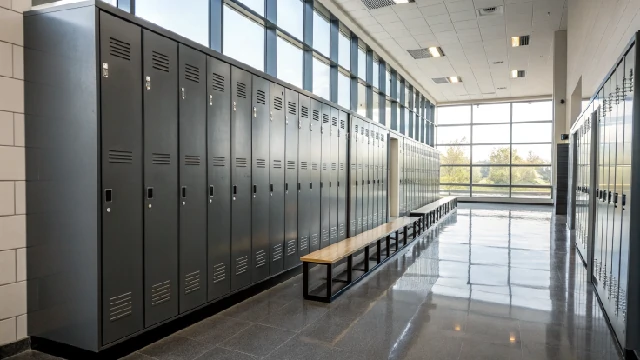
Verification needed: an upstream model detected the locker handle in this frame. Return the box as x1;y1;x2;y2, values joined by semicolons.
105;189;112;203
182;186;187;198
614;192;619;205
623;194;627;206
298;183;301;191
233;185;237;195
337;181;340;187
147;187;153;199
254;185;258;194
330;182;332;188
310;183;312;190
209;185;214;197
608;191;612;203
286;183;289;192
270;184;274;192
321;182;323;188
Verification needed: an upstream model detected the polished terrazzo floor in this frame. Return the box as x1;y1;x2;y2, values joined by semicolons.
9;203;622;360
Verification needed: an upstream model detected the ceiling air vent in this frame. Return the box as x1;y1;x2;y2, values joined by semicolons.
432;77;462;84
511;35;530;47
432;77;449;84
360;0;414;10
477;5;503;17
407;47;444;59
511;70;526;78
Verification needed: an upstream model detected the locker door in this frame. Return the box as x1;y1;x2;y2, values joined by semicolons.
270;84;286;274
298;95;311;255
595;89;605;283
100;12;143;345
309;100;322;251
349;117;359;237
252;76;270;283
371;127;378;227
378;129;383;224
362;123;370;231
610;67;623;306
356;118;363;234
381;130;387;223
142;30;178;327
207;57;231;301
338;111;348;241
284;89;299;269
399;139;405;216
230;67;252;291
320;104;331;248
178;44;207;313
330;107;339;244
603;78;614;297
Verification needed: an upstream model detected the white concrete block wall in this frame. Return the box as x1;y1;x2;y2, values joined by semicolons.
0;0;29;347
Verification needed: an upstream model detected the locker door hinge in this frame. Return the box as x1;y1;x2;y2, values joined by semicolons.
270;111;273;121
102;63;109;78
145;76;151;90
254;107;257;118
233;101;237;111
285;115;288;125
298;120;301;129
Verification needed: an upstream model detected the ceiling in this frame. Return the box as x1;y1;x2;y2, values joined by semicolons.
330;0;568;104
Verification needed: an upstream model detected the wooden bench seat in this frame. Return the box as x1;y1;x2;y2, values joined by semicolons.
410;196;458;232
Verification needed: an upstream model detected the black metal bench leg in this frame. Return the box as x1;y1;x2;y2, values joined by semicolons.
413;222;417;240
386;235;391;256
303;262;309;298
377;239;382;263
326;263;333;301
347;255;353;283
364;246;370;272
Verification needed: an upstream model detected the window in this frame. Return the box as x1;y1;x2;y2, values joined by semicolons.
439;145;470;164
437;106;471;125
437;126;470;145
137;0;209;46
357;82;367;118
512;123;552;143
385;100;391;126
239;0;264;16
277;36;303;88
338;71;350;109
277;0;303;40
404;83;410;107
473;103;510;123
223;5;264;71
313;5;330;56
396;77;401;101
372;91;380;123
372;56;379;89
358;44;367;81
512;101;553;122
472;124;510;144
338;28;351;71
312;56;330;100
386;68;392;96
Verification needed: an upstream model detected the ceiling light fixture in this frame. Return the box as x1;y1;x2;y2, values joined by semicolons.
428;47;444;58
449;76;462;83
360;0;414;10
407;47;445;59
511;35;530;47
511;70;526;78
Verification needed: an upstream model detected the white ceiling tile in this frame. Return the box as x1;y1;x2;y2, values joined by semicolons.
356;16;379;26
418;39;441;48
442;42;464;52
369;6;396;16
402;17;429;28
426;14;451;25
396;38;421;49
473;0;505;9
445;0;475;13
450;10;477;22
374;31;392;40
413;33;438;43
382;22;407;31
350;9;371;18
420;3;449;16
386;27;412;37
394;9;424;20
477;15;505;27
480;25;506;40
375;13;401;23
505;1;532;15
409;27;434;36
415;0;446;6
367;23;386;33
454;19;479;30
431;22;455;32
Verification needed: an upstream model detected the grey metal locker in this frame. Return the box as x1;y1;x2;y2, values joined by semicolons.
399;138;405;216
230;67;252;291
309;99;322;251
99;12;144;344
362;122;370;231
338;111;348;241
371;127;378;227
349;117;359;237
207;57;231;301
356;118;364;234
269;83;285;275
178;44;207;313
142;30;178;327
595;86;606;285
610;66;624;311
252;76;270;283
284;89;299;269
330;107;339;244
298;95;311;254
381;130;387;223
320;104;331;248
596;81;610;287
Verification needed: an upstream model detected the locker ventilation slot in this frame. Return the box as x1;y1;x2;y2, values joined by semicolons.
237;82;247;98
257;90;266;105
287;161;296;170
322;229;329;242
288;102;297;115
332;117;338;127
272;244;283;261
340;163;345;170
109;150;133;164
152;51;170;72
323;114;330;124
152;153;171;165
313;110;320;122
109;37;131;61
185;64;200;83
331;163;337;170
301;106;309;118
151;281;171;306
351;164;356;170
212;156;226;167
286;240;296;256
311;234;319;246
236;158;248;167
184;271;200;294
213;263;225;283
212;73;225;92
301;162;308;170
299;236;309;251
355;125;359;132
185;155;201;166
274;97;283;111
257;159;266;168
322;163;327;170
109;292;132;321
236;256;248;275
312;163;318;170
256;250;266;268
272;160;282;169
330;227;337;239
340;120;345;129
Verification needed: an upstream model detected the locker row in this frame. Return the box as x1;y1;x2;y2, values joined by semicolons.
399;140;440;216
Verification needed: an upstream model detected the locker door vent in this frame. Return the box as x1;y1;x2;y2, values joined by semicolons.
312;110;319;122
331;117;338;127
301;162;308;170
330;227;337;239
339;224;345;236
340;163;344;171
213;263;225;283
272;160;282;169
236;158;248;167
151;280;171;306
184;271;200;294
212;73;225;92
299;236;308;251
237;82;247;98
108;292;132;321
257;90;266;105
236;256;248;275
212;156;226;167
287;161;296;170
321;229;329;242
274;97;283;111
257;159;266;168
322;114;329;124
109;37;131;61
361;127;365;135
322;163;327;171
272;244;283;261
310;234;318;246
351;164;356;170
151;51;170;72
152;153;171;165
331;163;337;170
312;163;318;170
184;64;200;83
355;125;358;132
288;102;297;115
255;250;266;268
365;129;369;137
185;155;201;166
108;149;133;164
286;240;296;256
340;120;345;129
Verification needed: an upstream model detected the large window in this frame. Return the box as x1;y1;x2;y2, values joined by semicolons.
337;70;350;109
239;0;264;16
372;91;380;123
357;82;367;118
372;56;379;89
357;44;367;81
277;36;303;88
137;0;209;46
338;27;351;71
437;101;553;199
223;5;264;71
312;56;330;100
313;5;330;56
277;0;303;40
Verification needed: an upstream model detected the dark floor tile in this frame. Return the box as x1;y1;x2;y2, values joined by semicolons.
194;347;256;360
119;352;155;360
263;336;336;360
139;335;213;360
464;314;521;345
218;323;296;358
258;299;328;331
176;315;251;346
458;339;522;360
219;296;291;322
391;330;463;360
5;351;62;360
298;312;357;345
521;343;614;360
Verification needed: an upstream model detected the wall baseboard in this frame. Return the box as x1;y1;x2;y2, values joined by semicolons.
0;338;30;360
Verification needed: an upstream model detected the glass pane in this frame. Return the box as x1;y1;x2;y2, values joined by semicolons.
338;71;350;109
338;29;351;71
386;68;392;96
277;0;303;39
396;105;400;129
313;7;330;56
472;103;510;123
137;0;209;46
472;145;510;165
512;167;552;186
277;37;303;88
414;92;420;113
472;166;510;185
372;58;379;89
223;6;264;71
357;82;367;118
396;77;401;101
312;57;330;100
472;186;510;197
472;124;510;144
437;145;470;164
440;166;470;184
582;100;591;113
512;123;552;143
512;101;552;122
511;187;552;199
404;84;410;107
437;105;471;125
372;92;380;123
437;126;470;145
385;100;391;126
440;186;470;197
358;47;367;80
239;0;264;15
512;144;552;164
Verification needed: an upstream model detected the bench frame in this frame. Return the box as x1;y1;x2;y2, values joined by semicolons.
411;197;458;236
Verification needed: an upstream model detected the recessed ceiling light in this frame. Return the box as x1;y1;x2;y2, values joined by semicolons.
511;70;526;78
407;47;445;59
477;6;504;17
360;0;414;9
449;76;462;83
432;77;461;84
511;35;530;47
429;47;444;58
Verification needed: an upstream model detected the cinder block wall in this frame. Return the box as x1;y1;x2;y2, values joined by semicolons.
0;0;30;347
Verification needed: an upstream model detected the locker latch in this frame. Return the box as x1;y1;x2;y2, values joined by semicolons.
298;120;301;129
209;95;213;106
102;63;109;78
285;115;288;125
233;101;237;111
622;194;627;207
614;192;619;207
145;76;151;90
254;107;257;118
233;185;237;200
181;88;185;99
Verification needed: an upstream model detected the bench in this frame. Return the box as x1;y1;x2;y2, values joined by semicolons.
301;216;422;302
410;196;458;233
